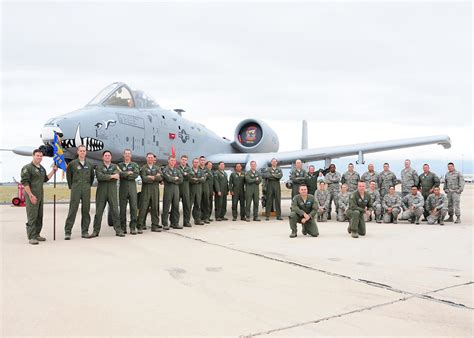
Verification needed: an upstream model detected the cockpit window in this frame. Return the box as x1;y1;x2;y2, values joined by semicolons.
103;86;134;107
132;90;160;108
87;83;121;106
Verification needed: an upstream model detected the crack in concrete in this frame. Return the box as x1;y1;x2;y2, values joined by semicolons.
242;296;414;337
166;231;473;311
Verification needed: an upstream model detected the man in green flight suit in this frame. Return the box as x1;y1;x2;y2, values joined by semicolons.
199;156;212;223
190;158;206;225
347;181;373;238
118;149;140;235
263;158;283;221
21;149;57;245
289;184;319;238
64;145;95;240
229;163;246;221
245;160;262;222
214;161;229;221
137;153;162;233
177;155;192;227
418;163;440;221
206;161;220;223
162;156;183;229
289;159;307;199
92;150;123;237
305;165;319;196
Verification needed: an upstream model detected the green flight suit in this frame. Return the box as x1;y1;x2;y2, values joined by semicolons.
207;169;220;221
189;167;206;224
64;159;95;236
290;168;307;198
305;172;319;196
118;161;140;232
263;166;283;218
245;170;262;219
137;164;162;230
162;165;183;227
418;171;440;218
200;167;212;222
214;169;229;219
229;171;246;220
93;162;121;235
178;164;192;226
347;191;372;236
21;162;49;240
289;194;319;237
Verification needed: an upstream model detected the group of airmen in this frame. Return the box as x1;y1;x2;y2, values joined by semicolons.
21;147;465;244
287;159;464;238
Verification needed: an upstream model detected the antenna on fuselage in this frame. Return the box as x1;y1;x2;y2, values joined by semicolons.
174;109;185;117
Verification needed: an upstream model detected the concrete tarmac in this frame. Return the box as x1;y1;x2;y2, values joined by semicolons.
1;188;473;336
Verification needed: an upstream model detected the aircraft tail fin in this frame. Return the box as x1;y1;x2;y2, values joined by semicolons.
301;120;308;150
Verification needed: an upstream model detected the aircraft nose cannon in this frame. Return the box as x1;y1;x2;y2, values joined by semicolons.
39;144;54;157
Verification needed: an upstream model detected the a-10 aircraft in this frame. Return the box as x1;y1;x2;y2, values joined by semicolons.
10;82;451;169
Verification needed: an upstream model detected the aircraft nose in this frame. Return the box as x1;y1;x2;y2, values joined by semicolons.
41;125;63;144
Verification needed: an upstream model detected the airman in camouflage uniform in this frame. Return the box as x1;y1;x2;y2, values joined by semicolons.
401;186;424;224
361;164;378;189
305;165;319;196
229;163;246;221
325;164;341;220
92;151;123;237
189;158;206;225
382;186;402;224
21;149;57;245
162;156;183;229
366;181;382;223
378;163;398;198
443;162;464;223
177;155;193;227
245;160;262;221
289;184;319;238
289;159;307;199
263;158;283;220
64;145;95;240
214;161;229;221
137;153;162;233
337;184;350;222
426;187;448;225
341;163;360;193
315;181;329;222
400;159;419;197
347;182;372;238
118;149;140;234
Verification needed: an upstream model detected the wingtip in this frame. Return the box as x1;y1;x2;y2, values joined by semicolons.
438;135;452;149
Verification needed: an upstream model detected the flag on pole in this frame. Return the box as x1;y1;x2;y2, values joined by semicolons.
53;132;67;171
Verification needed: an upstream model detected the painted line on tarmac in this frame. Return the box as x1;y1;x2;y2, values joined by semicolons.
166;231;474;311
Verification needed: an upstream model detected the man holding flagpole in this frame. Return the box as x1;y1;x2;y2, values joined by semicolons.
20;149;57;245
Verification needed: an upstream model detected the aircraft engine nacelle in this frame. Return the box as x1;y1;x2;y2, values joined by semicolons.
232;119;279;153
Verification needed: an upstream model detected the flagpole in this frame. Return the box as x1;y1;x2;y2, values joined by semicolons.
53;170;56;241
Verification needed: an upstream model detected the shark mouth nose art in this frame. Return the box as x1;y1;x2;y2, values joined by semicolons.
61;125;104;152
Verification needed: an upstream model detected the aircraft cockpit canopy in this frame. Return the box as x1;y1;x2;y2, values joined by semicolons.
87;82;160;109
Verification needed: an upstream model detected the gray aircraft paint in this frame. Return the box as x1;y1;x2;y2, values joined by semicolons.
13;82;451;170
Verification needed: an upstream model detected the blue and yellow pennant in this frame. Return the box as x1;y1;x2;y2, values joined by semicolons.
53;132;67;171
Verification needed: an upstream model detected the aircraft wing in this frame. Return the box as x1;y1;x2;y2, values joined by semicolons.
207;134;451;169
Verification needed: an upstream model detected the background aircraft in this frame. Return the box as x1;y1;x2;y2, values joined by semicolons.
9;82;451;169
